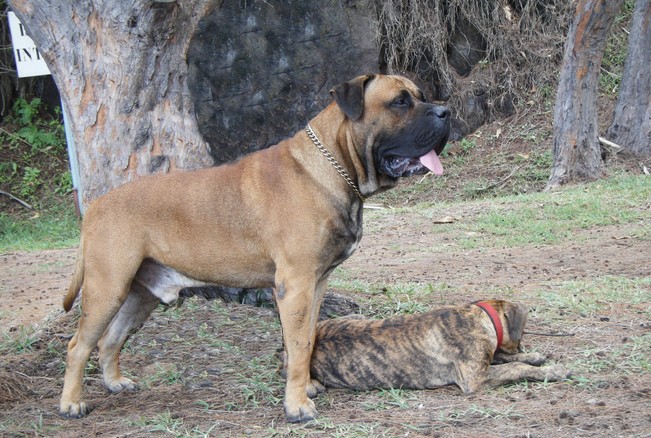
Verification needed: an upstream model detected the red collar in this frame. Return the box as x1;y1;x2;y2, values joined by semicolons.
476;302;503;352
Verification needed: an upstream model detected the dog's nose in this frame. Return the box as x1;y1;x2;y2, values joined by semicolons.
426;105;450;120
434;106;450;119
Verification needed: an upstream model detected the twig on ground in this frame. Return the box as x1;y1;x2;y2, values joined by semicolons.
598;136;623;153
475;162;527;192
524;331;575;337
0;190;33;209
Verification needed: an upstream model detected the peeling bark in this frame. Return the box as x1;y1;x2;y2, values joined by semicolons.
547;0;624;189
607;0;651;156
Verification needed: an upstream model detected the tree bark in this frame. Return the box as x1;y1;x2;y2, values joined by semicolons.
606;0;651;156
547;0;624;189
8;0;217;208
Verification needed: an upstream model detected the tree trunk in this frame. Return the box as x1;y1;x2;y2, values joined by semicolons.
606;0;651;156
8;0;216;208
547;0;624;189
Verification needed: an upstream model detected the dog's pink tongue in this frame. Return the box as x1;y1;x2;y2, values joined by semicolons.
419;149;444;175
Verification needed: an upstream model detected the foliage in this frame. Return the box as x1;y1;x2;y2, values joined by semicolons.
599;0;636;94
0;97;70;208
0;98;72;221
5;98;66;153
0;105;78;250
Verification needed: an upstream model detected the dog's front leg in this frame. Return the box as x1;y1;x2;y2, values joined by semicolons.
484;362;572;388
274;275;325;423
493;351;547;366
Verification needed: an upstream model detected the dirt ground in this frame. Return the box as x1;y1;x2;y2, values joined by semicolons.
1;199;650;436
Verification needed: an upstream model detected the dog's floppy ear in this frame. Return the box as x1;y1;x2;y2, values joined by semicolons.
330;74;375;121
505;302;528;343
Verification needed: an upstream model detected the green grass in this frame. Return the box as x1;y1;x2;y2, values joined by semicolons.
265;417;391;437
127;410;221;437
459;175;649;248
0;325;39;353
438;403;524;424
0;203;79;252
332;175;650;337
0;415;65;437
234;354;284;408
534;276;651;319
140;363;184;388
570;334;651;390
328;276;458;318
361;388;416;411
2;172;646;256
374;174;650;251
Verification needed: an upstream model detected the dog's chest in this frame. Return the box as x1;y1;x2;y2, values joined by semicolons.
323;202;363;271
343;236;360;259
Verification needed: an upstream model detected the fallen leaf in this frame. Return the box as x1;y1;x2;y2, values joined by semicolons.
433;216;456;224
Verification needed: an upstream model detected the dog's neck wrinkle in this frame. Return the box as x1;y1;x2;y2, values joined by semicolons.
284;133;356;210
305;105;365;201
315;107;380;199
310;105;355;170
336;125;364;184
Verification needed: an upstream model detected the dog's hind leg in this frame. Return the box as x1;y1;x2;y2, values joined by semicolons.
98;282;160;393
97;259;204;393
455;360;490;394
59;280;130;418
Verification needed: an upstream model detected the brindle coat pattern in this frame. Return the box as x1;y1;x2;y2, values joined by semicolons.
57;74;450;423
308;300;571;393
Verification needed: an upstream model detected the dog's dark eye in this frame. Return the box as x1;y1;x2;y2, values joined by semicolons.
392;97;409;108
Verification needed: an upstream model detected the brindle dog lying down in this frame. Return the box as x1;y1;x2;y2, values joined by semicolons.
305;300;571;394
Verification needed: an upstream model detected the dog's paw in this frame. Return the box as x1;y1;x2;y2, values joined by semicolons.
307;379;326;398
284;398;319;423
542;365;573;382
522;352;548;366
59;400;91;419
103;376;138;393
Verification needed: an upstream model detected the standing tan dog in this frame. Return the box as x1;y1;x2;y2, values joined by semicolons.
307;300;571;393
59;74;450;422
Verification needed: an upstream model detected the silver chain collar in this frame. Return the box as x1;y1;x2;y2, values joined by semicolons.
305;123;365;202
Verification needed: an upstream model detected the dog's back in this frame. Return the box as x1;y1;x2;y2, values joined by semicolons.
310;305;494;390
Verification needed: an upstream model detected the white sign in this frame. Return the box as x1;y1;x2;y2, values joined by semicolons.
7;11;50;78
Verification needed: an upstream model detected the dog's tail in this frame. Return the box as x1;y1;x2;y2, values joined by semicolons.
63;236;84;312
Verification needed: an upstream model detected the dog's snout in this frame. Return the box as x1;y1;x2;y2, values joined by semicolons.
425;105;450;120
